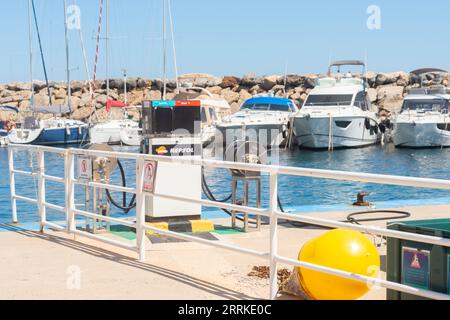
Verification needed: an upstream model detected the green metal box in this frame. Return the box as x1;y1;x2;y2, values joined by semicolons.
387;219;450;300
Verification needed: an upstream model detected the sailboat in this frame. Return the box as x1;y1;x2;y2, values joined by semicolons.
87;0;140;145
9;0;89;146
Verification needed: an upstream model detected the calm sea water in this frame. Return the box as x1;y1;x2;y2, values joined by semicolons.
1;144;450;224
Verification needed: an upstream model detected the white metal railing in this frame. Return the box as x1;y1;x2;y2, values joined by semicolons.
7;143;450;300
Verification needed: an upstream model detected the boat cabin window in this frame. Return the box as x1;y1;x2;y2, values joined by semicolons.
208;108;218;121
354;92;369;110
401;100;448;113
23;117;39;130
304;94;353;107
201;108;207;123
241;103;294;112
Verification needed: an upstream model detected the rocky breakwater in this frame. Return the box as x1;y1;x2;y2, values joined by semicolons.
0;71;448;123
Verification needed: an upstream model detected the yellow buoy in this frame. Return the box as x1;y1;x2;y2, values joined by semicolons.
297;229;380;300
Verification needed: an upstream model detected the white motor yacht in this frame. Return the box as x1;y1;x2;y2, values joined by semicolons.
216;96;298;148
393;85;450;148
293;60;380;150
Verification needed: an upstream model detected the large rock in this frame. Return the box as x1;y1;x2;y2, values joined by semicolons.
95;94;108;106
54;88;67;100
7;82;30;92
0;96;14;104
221;88;240;104
238;89;252;103
144;90;162;101
178;73;221;88
69;96;81;110
377;85;404;113
304;77;316;89
72;106;93;121
261;75;281;91
19;100;30;111
220;76;240;89
283;75;303;88
367;88;377;103
240;74;264;87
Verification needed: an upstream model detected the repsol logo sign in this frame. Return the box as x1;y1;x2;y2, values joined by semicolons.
152;144;200;156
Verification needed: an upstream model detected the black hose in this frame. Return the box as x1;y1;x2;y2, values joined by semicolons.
201;168;290;226
346;210;411;225
105;160;136;214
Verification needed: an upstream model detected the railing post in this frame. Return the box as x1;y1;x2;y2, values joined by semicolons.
65;150;75;234
8;147;18;224
37;151;46;233
136;156;146;261
269;171;279;300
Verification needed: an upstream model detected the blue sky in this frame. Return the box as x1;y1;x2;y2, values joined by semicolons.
1;0;449;83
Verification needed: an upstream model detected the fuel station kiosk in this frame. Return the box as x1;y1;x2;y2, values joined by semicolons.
141;100;203;223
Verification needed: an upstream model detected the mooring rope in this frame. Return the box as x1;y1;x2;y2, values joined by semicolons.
328;113;334;151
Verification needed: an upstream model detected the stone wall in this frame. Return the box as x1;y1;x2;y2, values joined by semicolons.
1;71;448;122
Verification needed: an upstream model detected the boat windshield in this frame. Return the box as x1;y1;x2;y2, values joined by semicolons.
401;99;448;113
304;94;353;107
241;103;293;112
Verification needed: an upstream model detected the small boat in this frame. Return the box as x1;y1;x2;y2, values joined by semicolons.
215;96;299;148
293;60;381;150
393;79;450;148
89;100;140;145
8;109;89;146
0;106;19;146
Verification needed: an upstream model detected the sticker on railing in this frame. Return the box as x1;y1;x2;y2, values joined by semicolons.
143;160;158;194
78;156;92;182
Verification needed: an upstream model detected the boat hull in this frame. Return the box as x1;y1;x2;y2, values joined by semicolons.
119;128;142;147
90;120;139;145
216;123;287;148
393;121;450;148
8;126;88;146
294;116;380;150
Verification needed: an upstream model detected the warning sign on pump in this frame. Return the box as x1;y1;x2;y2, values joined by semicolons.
143;160;158;194
78;156;92;182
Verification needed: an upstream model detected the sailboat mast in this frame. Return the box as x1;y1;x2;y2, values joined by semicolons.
27;0;34;111
64;0;71;113
106;0;109;98
162;0;167;100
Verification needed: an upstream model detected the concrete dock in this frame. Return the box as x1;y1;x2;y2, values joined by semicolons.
1;204;449;300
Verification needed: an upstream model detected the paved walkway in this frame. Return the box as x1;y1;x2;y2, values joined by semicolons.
1;204;449;300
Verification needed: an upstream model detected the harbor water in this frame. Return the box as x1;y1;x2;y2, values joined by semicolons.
1;144;450;224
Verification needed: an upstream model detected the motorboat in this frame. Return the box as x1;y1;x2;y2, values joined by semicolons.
215;96;299;148
293;60;381;150
392;84;450;148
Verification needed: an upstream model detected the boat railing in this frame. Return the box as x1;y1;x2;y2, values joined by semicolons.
7;143;450;300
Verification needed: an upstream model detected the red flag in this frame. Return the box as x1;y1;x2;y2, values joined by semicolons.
106;99;128;112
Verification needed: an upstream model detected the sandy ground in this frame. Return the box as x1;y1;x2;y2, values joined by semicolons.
1;204;449;300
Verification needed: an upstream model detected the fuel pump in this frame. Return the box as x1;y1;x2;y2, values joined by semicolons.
141;100;203;222
81;144;117;233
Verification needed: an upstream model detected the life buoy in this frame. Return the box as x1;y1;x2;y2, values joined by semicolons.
4;120;15;133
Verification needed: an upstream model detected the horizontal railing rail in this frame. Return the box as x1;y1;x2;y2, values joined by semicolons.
7;143;450;300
